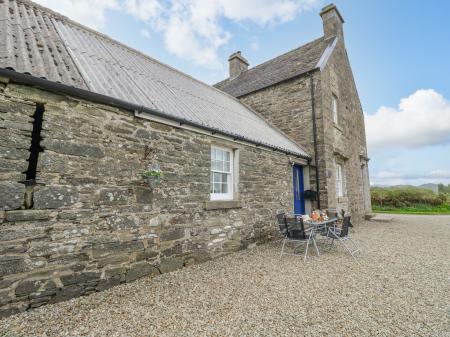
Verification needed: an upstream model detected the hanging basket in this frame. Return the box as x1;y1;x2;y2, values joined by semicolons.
146;175;161;188
141;163;162;188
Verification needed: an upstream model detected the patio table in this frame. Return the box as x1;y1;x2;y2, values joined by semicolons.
290;216;338;232
305;218;338;254
308;218;338;231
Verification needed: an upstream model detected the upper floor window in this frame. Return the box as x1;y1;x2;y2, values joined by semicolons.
210;146;233;200
332;94;338;124
336;163;344;197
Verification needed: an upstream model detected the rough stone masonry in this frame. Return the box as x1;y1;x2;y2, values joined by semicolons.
215;4;372;219
0;80;296;317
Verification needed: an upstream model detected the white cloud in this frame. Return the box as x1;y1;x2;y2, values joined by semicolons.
428;170;450;179
371;169;450;186
159;1;231;68
33;0;119;29
129;0;321;68
124;0;162;21
219;0;318;24
34;0;321;67
365;89;450;151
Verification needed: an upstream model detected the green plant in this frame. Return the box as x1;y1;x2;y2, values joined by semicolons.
370;186;450;214
141;169;162;179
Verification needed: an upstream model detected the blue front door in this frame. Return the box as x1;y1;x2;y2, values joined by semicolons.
293;165;305;215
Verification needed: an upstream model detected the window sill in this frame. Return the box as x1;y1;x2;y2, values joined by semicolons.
204;200;243;210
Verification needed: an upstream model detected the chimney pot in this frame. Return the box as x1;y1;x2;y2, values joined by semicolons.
320;3;344;39
228;51;249;79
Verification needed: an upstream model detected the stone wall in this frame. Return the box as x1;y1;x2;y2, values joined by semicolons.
319;38;372;217
0;81;294;317
238;43;371;220
239;72;329;210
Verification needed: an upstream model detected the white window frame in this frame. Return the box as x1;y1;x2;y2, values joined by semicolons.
210;146;234;201
332;94;338;124
336;163;344;197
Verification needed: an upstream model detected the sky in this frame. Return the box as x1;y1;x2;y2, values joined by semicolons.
34;0;450;186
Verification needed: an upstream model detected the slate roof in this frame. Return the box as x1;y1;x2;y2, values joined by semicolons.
0;0;309;159
214;37;335;98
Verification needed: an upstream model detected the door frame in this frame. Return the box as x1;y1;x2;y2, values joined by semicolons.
293;164;306;215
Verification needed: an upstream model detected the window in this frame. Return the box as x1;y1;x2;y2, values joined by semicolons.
332;94;338;124
210;146;233;200
336;163;344;197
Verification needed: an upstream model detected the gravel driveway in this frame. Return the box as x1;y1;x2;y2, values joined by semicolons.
1;214;449;337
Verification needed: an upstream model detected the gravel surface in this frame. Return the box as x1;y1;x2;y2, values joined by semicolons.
1;214;449;337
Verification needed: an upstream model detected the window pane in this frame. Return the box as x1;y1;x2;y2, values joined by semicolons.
222;183;228;193
210;147;233;198
213;183;221;193
222;173;228;183
212;172;221;183
224;161;230;172
216;149;223;161
211;160;219;171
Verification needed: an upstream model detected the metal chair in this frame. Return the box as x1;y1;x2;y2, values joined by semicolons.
276;212;287;235
326;209;339;220
279;215;319;262
326;215;360;261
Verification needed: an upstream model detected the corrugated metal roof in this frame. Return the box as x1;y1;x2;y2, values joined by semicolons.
0;0;87;88
214;37;333;98
0;0;309;158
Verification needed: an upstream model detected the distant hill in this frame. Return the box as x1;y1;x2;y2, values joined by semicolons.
375;183;439;194
419;183;439;193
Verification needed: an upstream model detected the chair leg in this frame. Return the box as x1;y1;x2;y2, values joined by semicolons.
280;236;287;258
338;238;360;262
303;237;311;262
312;236;320;256
348;237;361;253
328;230;337;245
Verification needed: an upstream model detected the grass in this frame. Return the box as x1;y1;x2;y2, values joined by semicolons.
372;204;450;215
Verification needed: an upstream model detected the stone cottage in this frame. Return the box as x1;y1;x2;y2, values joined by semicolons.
215;4;371;217
0;0;370;316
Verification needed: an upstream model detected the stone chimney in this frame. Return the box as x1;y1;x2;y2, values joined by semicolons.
320;4;344;40
228;51;249;79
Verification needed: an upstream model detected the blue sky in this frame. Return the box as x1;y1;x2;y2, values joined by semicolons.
36;0;450;186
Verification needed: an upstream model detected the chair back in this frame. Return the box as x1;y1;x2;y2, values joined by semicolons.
340;216;352;237
276;213;287;235
285;216;307;240
327;209;338;219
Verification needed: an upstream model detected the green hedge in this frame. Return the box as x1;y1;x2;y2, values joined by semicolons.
371;187;447;208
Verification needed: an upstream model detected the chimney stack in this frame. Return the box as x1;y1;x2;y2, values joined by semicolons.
320;4;344;40
228;51;249;79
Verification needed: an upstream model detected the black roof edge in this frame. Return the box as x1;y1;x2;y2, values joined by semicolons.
236;68;320;99
0;68;311;160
